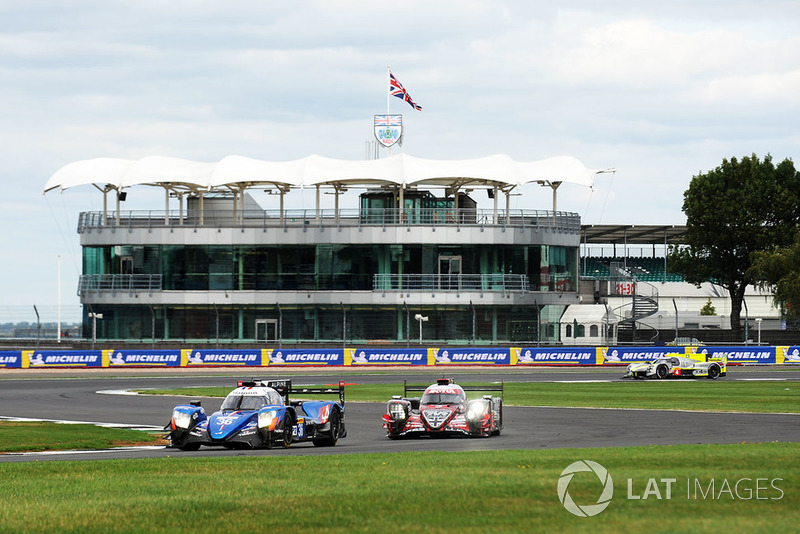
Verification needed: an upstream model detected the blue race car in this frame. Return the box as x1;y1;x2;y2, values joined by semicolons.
165;379;346;450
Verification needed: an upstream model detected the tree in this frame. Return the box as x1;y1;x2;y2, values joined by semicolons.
749;232;800;320
668;154;800;331
699;298;716;316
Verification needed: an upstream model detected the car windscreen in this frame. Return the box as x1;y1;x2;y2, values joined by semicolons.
421;393;463;405
221;394;268;411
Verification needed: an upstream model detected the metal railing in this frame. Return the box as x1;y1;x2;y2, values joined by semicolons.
373;274;530;293
78;274;163;296
77;208;581;234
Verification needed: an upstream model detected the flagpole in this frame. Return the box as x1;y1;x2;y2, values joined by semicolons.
386;65;392;157
387;65;391;115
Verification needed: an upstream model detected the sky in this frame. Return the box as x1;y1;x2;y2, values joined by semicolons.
2;0;799;322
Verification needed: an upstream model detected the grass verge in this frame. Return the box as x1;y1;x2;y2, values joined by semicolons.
0;443;796;533
0;422;165;453
142;380;800;413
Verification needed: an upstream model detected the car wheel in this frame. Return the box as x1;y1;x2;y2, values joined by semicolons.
313;406;341;447
707;365;720;380
178;443;201;451
656;365;668;379
493;400;503;435
278;411;294;448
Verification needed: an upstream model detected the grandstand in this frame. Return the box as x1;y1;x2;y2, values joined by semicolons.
576;224;784;345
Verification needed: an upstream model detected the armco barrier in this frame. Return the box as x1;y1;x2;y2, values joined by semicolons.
0;347;797;369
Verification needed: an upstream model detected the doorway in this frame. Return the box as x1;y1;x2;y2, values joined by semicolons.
438;255;461;290
255;319;278;343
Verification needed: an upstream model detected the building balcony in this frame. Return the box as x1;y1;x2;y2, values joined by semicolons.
373;274;529;294
78;274;162;296
77;208;581;234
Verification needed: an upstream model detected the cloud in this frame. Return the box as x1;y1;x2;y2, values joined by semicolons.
2;1;800;311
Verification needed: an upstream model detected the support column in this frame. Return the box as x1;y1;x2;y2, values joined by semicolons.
315;185;320;224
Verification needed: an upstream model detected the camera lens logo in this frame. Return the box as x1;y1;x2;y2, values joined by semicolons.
557;460;614;517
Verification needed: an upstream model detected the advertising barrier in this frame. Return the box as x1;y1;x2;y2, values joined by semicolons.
688;346;776;364
430;347;511;365
345;348;429;366
0;346;795;368
0;351;22;368
514;347;598;365
598;347;679;365
110;349;182;367
23;350;104;368
778;346;800;364
266;349;344;366
184;349;265;367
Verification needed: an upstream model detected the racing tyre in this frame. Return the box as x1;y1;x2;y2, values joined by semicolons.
278;411;294;448
656;365;668;379
707;365;720;380
178;443;201;451
492;400;503;436
277;410;294;449
313;406;341;447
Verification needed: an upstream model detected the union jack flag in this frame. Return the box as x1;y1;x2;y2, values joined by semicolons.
374;114;402;126
389;71;422;111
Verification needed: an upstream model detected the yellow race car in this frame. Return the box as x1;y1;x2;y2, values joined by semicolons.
624;353;726;380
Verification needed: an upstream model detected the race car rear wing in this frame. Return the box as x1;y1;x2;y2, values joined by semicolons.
238;379;346;405
403;378;504;399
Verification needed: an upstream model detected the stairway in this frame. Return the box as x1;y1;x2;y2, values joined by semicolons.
611;280;660;343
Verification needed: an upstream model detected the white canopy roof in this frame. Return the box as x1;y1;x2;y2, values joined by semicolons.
43;153;609;194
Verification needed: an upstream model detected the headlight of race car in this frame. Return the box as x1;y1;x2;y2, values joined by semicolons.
466;400;487;421
388;402;408;422
172;410;193;429
258;410;278;430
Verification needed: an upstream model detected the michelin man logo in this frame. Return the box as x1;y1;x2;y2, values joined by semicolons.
557;460;614;517
433;349;450;363
783;348;800;361
516;348;534;363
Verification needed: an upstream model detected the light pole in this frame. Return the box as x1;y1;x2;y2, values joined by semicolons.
756;317;762;345
88;312;103;349
414;313;428;345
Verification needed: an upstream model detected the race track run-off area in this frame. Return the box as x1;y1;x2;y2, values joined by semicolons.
1;367;799;462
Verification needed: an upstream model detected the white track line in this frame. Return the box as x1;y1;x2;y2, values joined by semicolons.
3;446;166;457
0;415;163;432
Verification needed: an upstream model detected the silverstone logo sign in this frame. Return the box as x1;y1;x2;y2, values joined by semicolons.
557;460;614;517
374;114;402;148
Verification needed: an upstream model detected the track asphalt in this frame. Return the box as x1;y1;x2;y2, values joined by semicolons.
1;366;798;462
